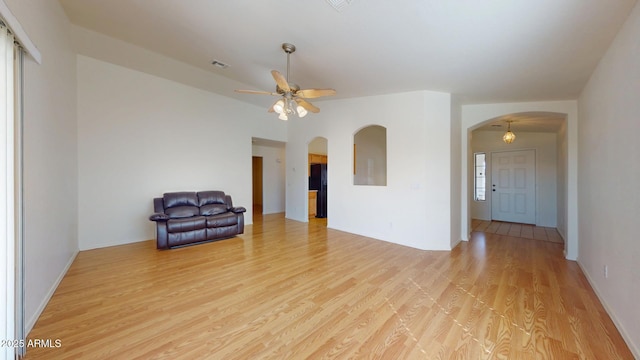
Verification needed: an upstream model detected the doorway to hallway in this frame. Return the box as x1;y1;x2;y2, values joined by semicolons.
252;156;263;214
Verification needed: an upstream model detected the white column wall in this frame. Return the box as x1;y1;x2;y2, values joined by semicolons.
450;96;462;248
286;91;453;250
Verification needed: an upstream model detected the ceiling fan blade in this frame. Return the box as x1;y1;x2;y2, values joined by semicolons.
295;98;320;113
296;88;337;99
271;70;290;92
235;89;278;96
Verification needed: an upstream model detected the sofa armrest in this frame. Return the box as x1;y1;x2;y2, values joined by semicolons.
153;197;165;213
149;213;170;221
225;195;234;209
231;206;246;214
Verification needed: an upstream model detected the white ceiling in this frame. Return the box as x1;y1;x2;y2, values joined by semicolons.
58;0;636;130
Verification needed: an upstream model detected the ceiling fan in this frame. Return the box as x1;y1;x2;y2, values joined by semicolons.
235;43;336;120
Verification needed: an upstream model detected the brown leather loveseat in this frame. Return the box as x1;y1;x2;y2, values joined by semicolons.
149;191;246;249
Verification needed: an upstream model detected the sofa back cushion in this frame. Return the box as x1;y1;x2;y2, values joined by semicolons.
165;206;200;219
163;192;198;209
200;204;228;216
198;191;227;207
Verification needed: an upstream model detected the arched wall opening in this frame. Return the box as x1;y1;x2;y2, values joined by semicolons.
353;125;387;186
461;101;578;260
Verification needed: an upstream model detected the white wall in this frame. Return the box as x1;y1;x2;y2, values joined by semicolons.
77;55;286;250
252;144;286;214
556;120;568;243
3;0;79;332
450;96;462;248
461;101;578;260
470;131;558;227
286;91;453;251
69;25;254;108
308;137;327;155
577;2;640;356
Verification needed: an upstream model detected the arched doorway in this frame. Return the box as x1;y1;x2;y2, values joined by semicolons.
461;102;578;260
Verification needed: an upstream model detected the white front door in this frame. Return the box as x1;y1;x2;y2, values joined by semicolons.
491;150;536;224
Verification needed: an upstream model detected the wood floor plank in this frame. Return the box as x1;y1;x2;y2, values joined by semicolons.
23;214;633;359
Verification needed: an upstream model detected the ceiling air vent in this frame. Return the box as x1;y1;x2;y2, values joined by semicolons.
211;60;229;69
326;0;353;12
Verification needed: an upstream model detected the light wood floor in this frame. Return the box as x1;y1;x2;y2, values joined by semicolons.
24;214;633;359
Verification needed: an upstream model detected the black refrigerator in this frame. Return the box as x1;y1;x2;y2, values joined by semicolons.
309;164;327;218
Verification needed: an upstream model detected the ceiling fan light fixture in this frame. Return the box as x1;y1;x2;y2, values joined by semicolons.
235;43;336;118
273;99;285;114
297;105;308;117
285;99;296;115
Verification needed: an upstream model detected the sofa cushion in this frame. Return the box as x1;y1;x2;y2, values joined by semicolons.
198;191;227;206
200;204;228;216
164;192;198;209
205;212;238;227
206;226;238;240
165;205;200;219
168;229;207;247
166;216;206;233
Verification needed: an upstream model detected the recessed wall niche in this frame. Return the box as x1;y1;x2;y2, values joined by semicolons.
353;125;387;186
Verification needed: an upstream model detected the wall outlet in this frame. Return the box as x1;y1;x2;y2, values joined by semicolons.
604;265;608;278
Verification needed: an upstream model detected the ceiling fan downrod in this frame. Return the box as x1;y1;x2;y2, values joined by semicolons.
282;43;296;84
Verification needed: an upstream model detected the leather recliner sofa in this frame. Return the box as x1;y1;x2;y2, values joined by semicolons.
149;191;246;249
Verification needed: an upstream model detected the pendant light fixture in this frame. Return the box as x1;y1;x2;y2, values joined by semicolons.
503;120;516;144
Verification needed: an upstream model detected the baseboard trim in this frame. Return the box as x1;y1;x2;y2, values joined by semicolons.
25;249;79;335
577;261;639;359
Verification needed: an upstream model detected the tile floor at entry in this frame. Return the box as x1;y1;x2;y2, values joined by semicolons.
471;219;563;244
